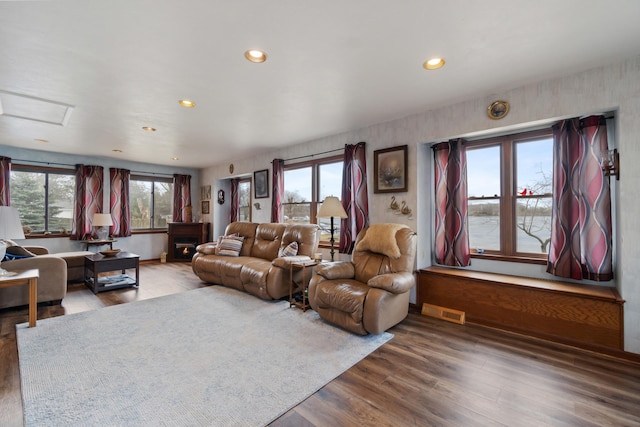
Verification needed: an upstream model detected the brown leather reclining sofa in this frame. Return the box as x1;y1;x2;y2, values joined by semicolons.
192;222;320;300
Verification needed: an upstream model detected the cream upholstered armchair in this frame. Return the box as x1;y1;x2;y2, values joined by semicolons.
308;223;417;335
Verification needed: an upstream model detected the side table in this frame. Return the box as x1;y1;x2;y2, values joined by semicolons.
289;260;318;312
0;269;39;327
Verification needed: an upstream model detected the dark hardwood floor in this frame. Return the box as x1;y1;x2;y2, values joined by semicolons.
2;261;639;426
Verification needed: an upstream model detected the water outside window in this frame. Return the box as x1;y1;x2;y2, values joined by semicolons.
467;146;501;251
283;167;312;223
515;138;553;254
318;162;343;241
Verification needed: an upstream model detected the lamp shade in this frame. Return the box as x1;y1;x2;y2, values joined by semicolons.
317;196;348;218
0;206;25;240
92;213;113;227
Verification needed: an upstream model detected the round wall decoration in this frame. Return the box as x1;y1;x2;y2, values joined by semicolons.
487;100;510;120
229;163;234;174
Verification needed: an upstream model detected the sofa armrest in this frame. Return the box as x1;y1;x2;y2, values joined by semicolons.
315;261;355;280
272;255;313;269
368;272;415;294
196;243;218;255
24;246;49;256
0;256;68;308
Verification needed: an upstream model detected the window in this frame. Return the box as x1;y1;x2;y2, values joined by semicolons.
130;175;173;229
238;179;251;222
10;165;75;235
466;129;553;260
283;156;343;242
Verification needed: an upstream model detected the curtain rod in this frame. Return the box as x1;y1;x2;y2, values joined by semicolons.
12;159;75;168
130;170;175;178
284;147;344;162
13;159;175;178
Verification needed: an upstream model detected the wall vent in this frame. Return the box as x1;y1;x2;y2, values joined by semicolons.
421;303;465;325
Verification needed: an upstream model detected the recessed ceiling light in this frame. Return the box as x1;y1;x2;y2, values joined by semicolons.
178;99;196;108
171;157;180;161
112;149;123;153
34;139;48;143
423;57;445;70
142;126;156;132
244;49;267;63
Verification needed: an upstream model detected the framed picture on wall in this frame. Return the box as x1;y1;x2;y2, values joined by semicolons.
374;145;408;193
200;185;211;201
254;169;269;199
201;200;210;215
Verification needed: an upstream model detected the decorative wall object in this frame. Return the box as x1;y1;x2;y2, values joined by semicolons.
200;185;211;201
254;169;269;199
374;145;408;193
201;200;210;215
487;100;510;120
217;189;225;205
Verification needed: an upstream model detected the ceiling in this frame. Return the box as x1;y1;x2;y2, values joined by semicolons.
1;1;640;169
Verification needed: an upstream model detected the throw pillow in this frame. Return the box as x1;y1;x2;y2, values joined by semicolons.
213;235;223;255
356;223;408;259
218;235;244;257
278;241;299;257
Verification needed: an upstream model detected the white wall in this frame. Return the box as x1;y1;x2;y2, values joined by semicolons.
201;55;640;354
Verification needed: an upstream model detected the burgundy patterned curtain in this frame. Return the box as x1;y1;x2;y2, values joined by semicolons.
172;174;192;222
433;139;470;266
230;178;239;222
109;168;131;237
339;142;369;254
0;156;11;206
71;164;104;240
271;159;284;223
547;116;613;281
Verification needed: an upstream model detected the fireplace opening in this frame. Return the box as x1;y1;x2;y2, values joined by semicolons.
173;237;198;260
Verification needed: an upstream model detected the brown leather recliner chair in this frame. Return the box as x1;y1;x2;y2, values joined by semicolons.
308;223;417;335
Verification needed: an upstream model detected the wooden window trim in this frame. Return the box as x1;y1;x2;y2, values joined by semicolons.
284;155;343;242
11;164;75;236
466;128;553;262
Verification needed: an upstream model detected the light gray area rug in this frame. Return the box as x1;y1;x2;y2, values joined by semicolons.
17;286;392;426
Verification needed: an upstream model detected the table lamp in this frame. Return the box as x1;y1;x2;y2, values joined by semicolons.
0;206;26;275
92;213;113;240
317;196;348;262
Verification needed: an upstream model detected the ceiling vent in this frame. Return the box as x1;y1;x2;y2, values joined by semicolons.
0;90;74;126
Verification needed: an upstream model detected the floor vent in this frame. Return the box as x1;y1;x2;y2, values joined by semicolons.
421;303;465;325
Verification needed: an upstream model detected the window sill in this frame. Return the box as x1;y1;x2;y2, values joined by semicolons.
131;229;168;235
25;233;71;239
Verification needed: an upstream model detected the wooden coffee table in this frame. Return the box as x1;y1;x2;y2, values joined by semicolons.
84;252;140;294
